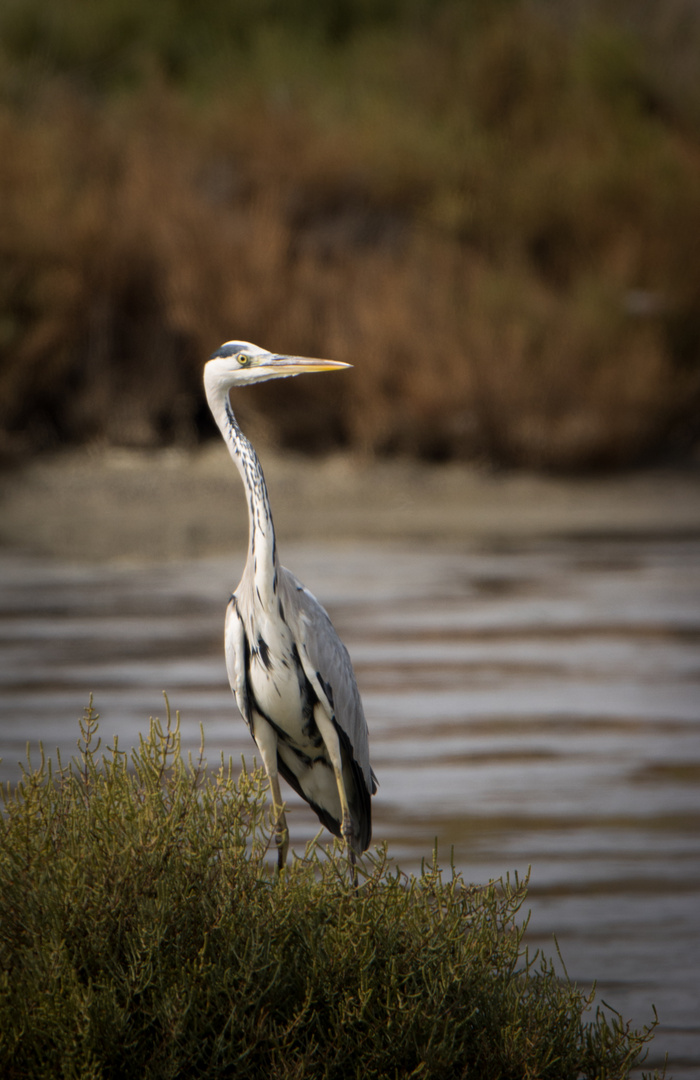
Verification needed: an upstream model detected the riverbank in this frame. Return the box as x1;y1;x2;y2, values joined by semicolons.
1;446;700;562
3;4;700;472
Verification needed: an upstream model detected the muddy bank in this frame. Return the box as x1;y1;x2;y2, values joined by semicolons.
1;446;699;562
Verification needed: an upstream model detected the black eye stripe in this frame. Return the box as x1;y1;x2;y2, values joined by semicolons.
209;343;237;359
209;343;253;361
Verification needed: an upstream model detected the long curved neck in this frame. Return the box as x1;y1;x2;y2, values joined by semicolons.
207;382;278;605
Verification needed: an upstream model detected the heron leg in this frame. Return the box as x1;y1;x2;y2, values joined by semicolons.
268;772;289;870
313;705;355;853
253;715;289;869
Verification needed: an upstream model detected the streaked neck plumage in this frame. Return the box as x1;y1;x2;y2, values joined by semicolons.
206;382;278;606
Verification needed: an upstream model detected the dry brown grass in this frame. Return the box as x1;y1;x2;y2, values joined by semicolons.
1;3;700;469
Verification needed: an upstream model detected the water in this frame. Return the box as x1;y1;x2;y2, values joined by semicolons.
1;536;699;1077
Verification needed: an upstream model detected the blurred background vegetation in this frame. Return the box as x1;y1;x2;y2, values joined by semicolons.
1;0;699;469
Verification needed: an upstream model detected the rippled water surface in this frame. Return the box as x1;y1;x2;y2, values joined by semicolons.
1;536;699;1077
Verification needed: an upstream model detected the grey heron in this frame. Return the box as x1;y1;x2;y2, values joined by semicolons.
204;340;377;871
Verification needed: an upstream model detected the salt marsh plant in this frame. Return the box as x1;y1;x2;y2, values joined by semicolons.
0;698;664;1079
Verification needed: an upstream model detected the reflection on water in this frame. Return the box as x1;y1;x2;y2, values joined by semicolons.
1;536;699;1077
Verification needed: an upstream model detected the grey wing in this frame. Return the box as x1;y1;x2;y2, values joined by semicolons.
279;567;377;798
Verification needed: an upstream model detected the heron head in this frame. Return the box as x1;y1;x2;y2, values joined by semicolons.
205;340;350;391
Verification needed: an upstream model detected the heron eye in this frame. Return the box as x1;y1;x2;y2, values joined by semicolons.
237;352;251;367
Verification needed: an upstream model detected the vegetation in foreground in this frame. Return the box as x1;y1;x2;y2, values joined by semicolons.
0;700;664;1079
0;1;699;468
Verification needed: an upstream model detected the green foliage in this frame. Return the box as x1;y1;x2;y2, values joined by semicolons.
0;699;663;1079
0;0;440;87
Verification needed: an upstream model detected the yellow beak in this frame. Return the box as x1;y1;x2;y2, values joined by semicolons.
261;355;351;375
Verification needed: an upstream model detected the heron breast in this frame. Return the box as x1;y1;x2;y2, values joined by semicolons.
247;628;317;745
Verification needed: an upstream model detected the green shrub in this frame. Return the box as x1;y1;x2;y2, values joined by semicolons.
0;699;663;1079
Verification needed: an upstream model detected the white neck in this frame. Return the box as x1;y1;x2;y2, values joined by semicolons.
205;379;278;605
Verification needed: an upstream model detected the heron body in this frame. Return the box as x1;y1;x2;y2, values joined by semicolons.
204;340;376;866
